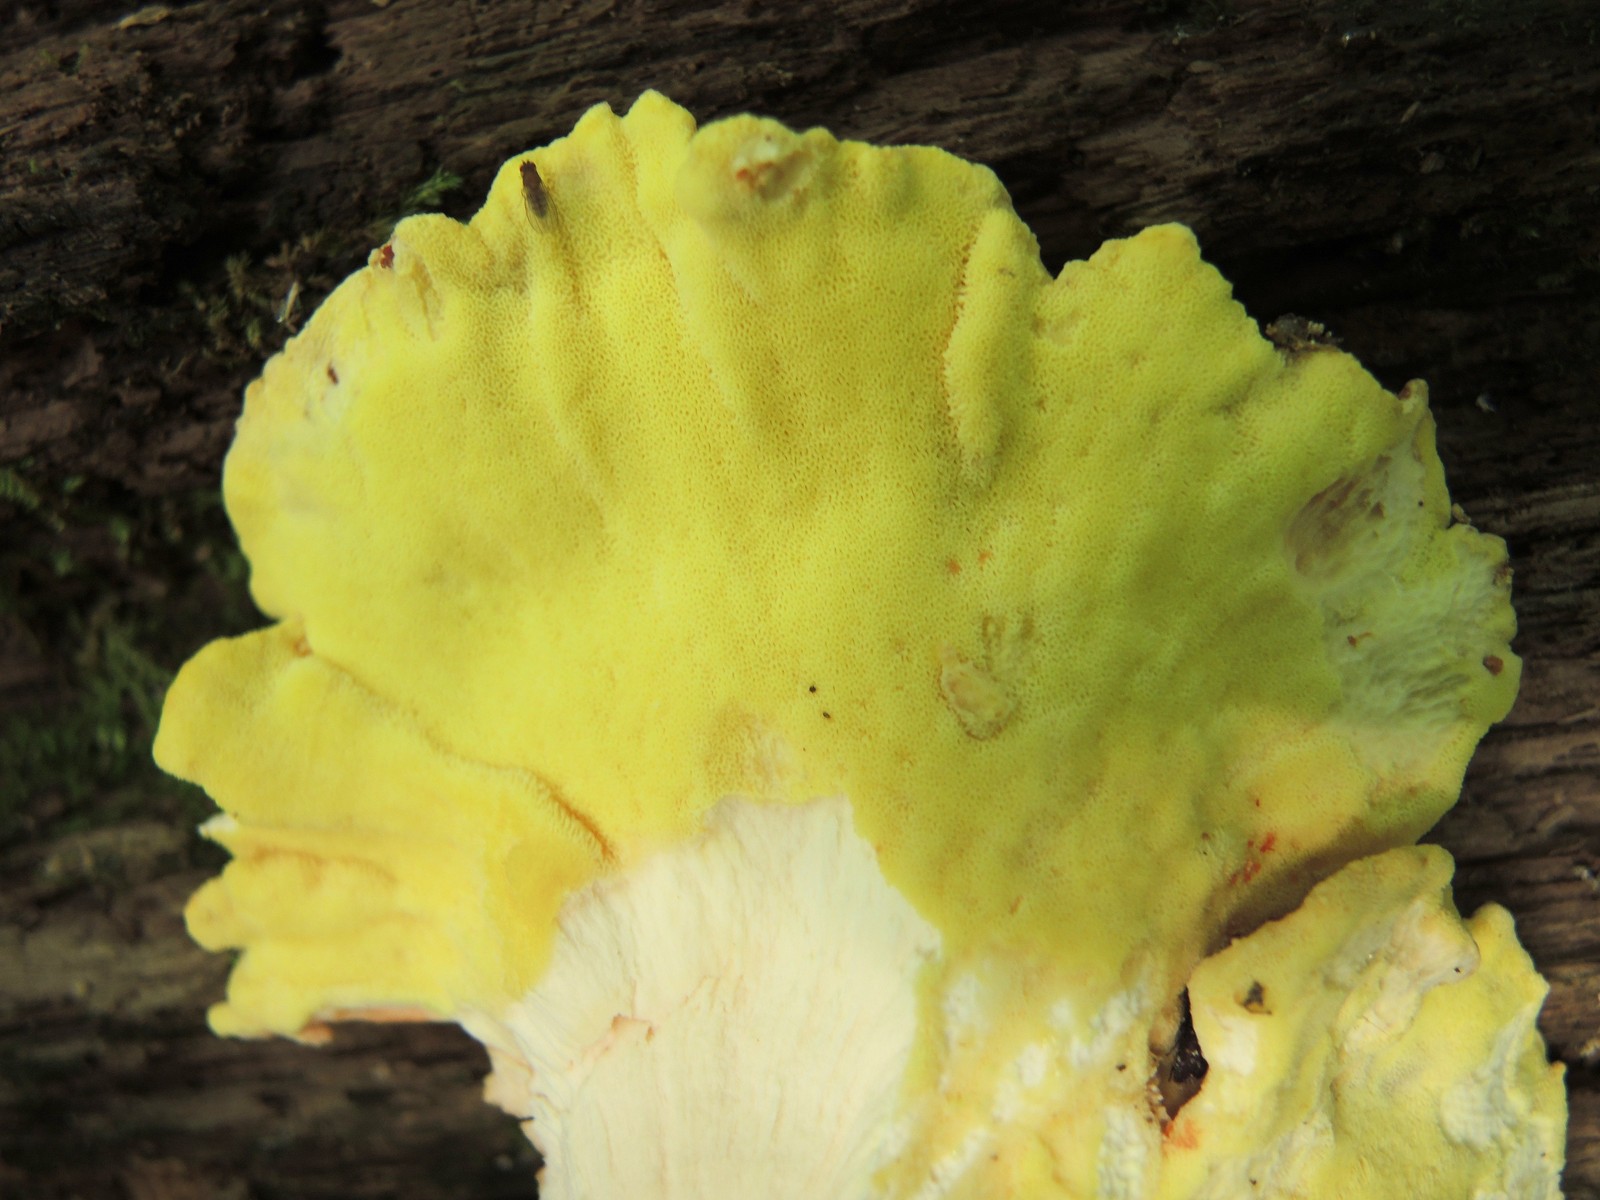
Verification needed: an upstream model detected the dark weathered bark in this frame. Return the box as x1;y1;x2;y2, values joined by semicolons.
2;0;1596;1196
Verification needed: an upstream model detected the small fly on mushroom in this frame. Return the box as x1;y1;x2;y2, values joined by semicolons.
521;159;548;221
156;92;1566;1200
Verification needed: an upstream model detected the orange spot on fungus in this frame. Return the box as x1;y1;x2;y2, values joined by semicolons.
1162;1119;1201;1150
1228;858;1263;888
322;1005;436;1024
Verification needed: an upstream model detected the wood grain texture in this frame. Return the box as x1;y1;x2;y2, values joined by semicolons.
2;0;1596;1196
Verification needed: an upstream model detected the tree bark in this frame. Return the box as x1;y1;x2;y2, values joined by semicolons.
2;0;1596;1196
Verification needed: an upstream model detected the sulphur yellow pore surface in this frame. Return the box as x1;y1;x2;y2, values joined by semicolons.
156;92;1518;1066
1165;847;1565;1199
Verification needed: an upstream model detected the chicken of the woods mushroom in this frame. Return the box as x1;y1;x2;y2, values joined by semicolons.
154;91;1567;1199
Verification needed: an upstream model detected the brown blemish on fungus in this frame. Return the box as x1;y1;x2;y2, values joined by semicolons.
938;648;1014;739
729;134;814;201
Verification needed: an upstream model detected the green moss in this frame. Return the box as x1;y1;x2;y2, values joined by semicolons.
1;162;470;835
0;467;48;520
0;617;170;810
173;165;465;366
0;477;255;840
399;167;465;217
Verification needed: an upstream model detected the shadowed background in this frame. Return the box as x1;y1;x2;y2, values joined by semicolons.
1;1;1596;1196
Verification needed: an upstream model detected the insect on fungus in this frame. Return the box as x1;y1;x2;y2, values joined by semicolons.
1264;313;1341;355
521;160;548;221
152;92;1564;1200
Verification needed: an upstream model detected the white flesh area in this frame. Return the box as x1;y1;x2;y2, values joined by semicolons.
461;802;1565;1200
465;797;942;1200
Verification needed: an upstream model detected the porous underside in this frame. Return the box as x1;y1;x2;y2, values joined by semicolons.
467;798;1565;1200
149;91;1560;1199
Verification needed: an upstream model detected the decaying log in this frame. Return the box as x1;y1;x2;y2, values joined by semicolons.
2;0;1596;1196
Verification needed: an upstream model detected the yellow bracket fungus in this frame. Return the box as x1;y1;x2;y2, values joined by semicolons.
154;92;1566;1197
